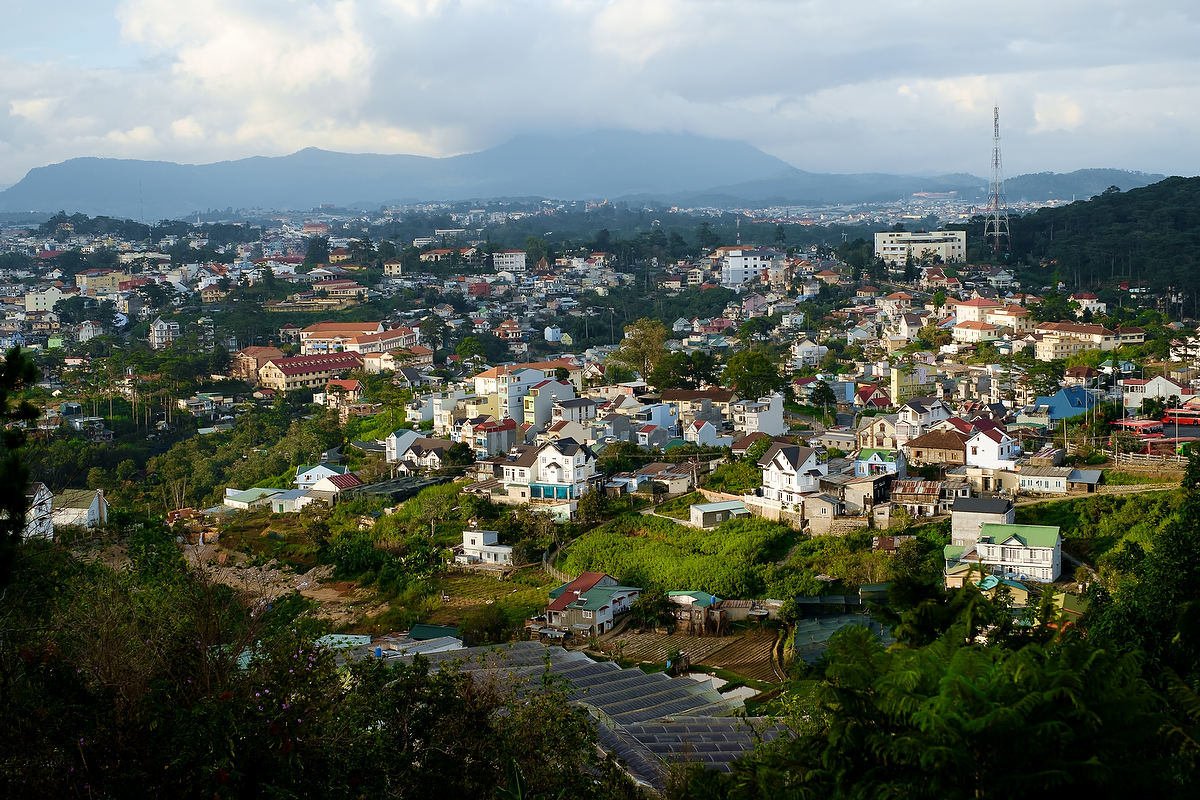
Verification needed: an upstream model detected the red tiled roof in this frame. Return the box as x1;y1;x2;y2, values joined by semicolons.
548;572;610;612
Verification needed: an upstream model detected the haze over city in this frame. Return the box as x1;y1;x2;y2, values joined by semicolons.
3;0;1200;186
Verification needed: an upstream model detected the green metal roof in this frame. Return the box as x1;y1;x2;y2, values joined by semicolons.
943;545;966;561
857;448;897;461
979;523;1060;549
408;623;459;641
226;487;282;504
667;590;720;607
570;585;639;611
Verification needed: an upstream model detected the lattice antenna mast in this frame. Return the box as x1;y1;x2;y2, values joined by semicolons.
984;105;1010;255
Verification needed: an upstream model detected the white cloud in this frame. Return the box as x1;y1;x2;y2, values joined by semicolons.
1;0;1199;184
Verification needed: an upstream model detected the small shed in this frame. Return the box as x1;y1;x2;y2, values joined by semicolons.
690;500;750;529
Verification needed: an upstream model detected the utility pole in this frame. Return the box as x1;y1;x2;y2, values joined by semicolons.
984;106;1010;257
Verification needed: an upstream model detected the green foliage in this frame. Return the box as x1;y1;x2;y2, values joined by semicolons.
0;347;39;589
703;461;762;494
559;515;797;597
607;317;669;378
0;541;633;799
722;350;786;400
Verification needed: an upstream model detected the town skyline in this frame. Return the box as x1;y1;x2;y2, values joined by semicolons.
3;0;1200;186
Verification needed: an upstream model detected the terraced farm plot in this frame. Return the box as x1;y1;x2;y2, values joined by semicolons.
700;629;783;683
427;570;555;626
603;629;782;683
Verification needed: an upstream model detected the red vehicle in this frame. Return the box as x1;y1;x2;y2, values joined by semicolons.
1162;408;1200;427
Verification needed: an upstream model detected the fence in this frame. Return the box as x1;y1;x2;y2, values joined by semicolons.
1114;452;1186;466
541;544;574;584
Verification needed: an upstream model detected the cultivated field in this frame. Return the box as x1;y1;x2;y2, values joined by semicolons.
600;627;783;683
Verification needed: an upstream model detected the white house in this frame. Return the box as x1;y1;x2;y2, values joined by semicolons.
455;525;513;567
895;397;952;445
530;438;597;501
149;316;180;350
385;429;421;463
50;489;109;529
967;522;1061;582
790;338;828;369
965;428;1020;470
23;482;54;540
294;463;349;490
1120;375;1191;409
683;419;722;447
730;393;787;436
758;443;827;507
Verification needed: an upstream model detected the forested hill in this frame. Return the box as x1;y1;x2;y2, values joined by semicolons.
1011;176;1200;297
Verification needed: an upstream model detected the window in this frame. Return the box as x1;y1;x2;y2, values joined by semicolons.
581;610;592;619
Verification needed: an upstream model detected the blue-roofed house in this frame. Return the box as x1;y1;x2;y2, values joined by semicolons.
1032;385;1098;422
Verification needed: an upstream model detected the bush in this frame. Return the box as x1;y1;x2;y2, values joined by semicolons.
559;515;796;597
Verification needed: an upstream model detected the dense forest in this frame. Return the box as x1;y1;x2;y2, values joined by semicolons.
1006;177;1200;304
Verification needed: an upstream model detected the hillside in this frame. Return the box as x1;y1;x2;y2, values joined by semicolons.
1010;176;1200;296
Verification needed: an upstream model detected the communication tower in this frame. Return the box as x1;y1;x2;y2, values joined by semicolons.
984;105;1010;256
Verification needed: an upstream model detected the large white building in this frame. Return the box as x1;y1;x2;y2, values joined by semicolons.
720;248;782;289
493;250;527;272
874;230;967;267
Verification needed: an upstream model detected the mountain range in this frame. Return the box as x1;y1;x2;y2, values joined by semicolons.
0;131;1167;220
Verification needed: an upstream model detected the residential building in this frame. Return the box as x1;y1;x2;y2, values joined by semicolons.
232;346;285;381
730;393;787;436
51;488;109;529
965;428;1020;470
720;248;781;288
945;522;1061;583
295;464;350;491
857;415;899;450
23;482;54;540
895;397;952;444
854;449;906;478
523;379;576;429
149;316;180;350
903;429;968;467
456;525;513;567
545;572;640;636
257;353;364;392
493;250;528;272
758;443;827;507
950;497;1014;548
299;321;384;354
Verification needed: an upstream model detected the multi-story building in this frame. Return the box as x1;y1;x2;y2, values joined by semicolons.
945;522;1061;584
950;497;1014;548
758;443;827;508
257;353;364;392
149;316;180;350
719;248;782;288
1032;322;1118;362
874;230;967;267
730;393;787;436
298;321;383;354
523;379;576;430
492;250;527;272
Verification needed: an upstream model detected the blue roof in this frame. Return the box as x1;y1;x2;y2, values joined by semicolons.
1034;386;1097;421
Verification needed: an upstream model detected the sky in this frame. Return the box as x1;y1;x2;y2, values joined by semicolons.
2;0;1199;186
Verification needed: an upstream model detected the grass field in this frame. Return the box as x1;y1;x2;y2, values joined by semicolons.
425;567;557;627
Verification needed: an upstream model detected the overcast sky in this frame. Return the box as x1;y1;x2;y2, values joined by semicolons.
2;0;1198;186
